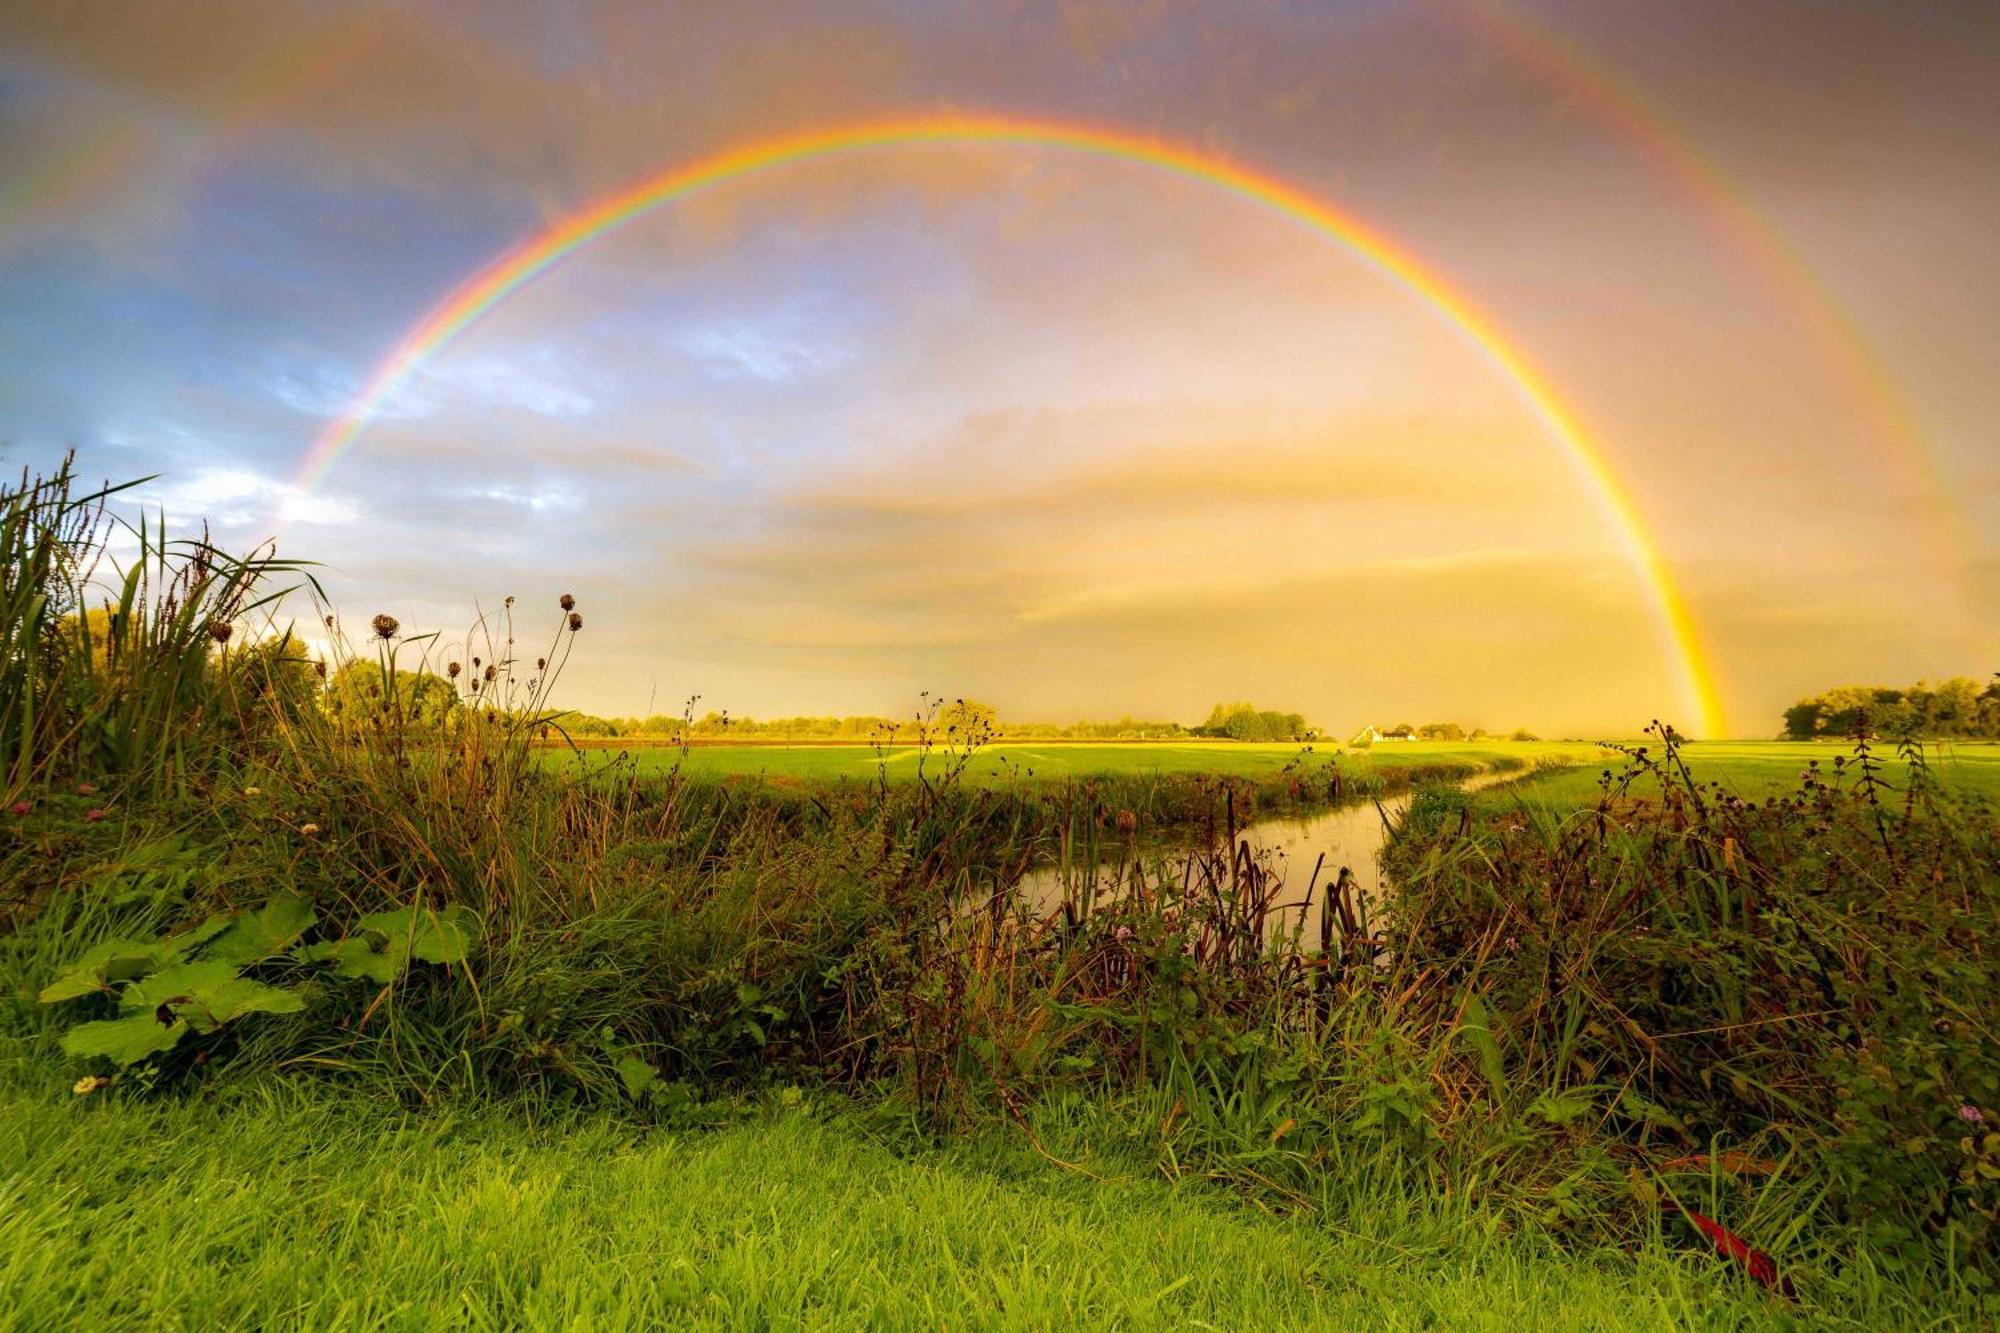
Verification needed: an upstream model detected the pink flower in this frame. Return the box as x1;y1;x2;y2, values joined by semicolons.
85;808;107;823
76;782;97;795
8;802;28;817
1960;1105;1986;1124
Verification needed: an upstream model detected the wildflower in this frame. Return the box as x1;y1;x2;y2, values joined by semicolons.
244;787;261;797
72;1075;111;1096
300;822;320;837
9;801;29;817
567;611;583;632
84;808;106;822
560;593;576;612
370;613;398;640
208;620;233;645
1961;1105;1986;1124
76;782;96;795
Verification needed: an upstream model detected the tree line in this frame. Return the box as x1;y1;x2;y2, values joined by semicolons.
1782;674;2000;740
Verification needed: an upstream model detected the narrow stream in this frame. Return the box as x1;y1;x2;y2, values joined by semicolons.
1013;767;1526;934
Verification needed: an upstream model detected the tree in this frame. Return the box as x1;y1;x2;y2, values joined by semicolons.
939;698;997;737
1779;674;2000;740
1781;700;1823;740
324;660;457;729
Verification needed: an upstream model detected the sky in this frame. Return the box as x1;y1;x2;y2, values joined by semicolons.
1;0;1995;737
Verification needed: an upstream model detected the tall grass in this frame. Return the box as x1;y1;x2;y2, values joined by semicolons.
0;453;311;801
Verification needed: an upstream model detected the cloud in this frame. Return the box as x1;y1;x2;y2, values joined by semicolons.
130;466;357;531
681;318;857;385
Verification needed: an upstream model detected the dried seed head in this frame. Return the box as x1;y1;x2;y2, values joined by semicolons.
447;661;462;679
483;663;497;682
559;593;575;611
567;611;583;632
370;613;398;640
207;620;233;644
313;659;327;679
536;657;546;671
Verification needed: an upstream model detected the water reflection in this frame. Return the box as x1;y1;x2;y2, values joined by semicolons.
1013;769;1522;937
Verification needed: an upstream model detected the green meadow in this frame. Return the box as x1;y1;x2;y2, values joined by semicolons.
565;737;1595;783
573;735;2000;802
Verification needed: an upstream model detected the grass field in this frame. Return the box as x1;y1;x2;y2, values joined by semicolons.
562;738;1600;784
0;1076;1857;1329
1504;738;2000;807
561;736;2000;806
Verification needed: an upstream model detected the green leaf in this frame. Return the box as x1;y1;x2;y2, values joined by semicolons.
61;1014;189;1065
1527;1088;1598;1125
296;937;399;984
616;1054;659;1100
120;960;239;1010
358;905;481;966
1460;994;1509;1102
38;937;181;1003
114;960;307;1033
203;894;317;966
197;976;308;1025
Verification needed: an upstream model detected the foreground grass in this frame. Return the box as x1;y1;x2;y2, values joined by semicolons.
0;1076;1817;1331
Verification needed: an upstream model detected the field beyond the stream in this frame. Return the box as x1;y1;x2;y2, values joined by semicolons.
562;735;2000;802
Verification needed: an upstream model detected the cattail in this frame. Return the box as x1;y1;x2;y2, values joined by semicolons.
371;613;398;640
559;593;575;612
567;611;583;632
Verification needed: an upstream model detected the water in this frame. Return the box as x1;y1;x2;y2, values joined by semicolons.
1012;768;1523;935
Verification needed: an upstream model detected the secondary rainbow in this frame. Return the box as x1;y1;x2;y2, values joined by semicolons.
1465;0;1991;651
293;112;1728;735
0;13;375;258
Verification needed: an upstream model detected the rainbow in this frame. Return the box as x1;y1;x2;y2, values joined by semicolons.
1465;0;1992;650
0;14;374;258
294;112;1728;735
